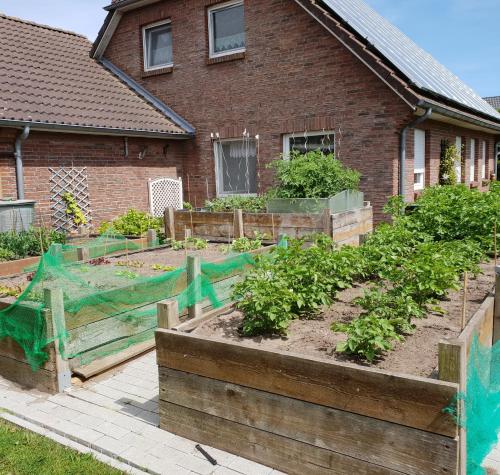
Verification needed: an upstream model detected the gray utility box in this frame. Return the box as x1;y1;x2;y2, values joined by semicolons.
266;190;364;214
0;200;36;232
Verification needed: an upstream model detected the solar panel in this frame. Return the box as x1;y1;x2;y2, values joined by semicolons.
321;0;500;120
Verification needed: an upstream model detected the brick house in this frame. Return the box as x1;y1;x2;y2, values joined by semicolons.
89;0;500;222
0;13;194;229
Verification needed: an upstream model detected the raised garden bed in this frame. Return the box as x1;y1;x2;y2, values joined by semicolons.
194;260;496;377
155;268;498;474
165;202;373;246
0;241;272;392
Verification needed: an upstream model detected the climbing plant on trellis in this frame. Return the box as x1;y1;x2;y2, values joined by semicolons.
49;167;92;232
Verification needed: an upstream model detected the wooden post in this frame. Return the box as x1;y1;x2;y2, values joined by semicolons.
494;265;500;344
147;229;158;248
165;207;175;240
44;288;71;393
48;243;63;260
234;209;244;239
322;208;333;237
187;255;203;320
157;299;180;329
461;272;468;331
76;247;89;262
438;339;462;384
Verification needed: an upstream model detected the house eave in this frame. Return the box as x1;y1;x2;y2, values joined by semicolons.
0;119;194;140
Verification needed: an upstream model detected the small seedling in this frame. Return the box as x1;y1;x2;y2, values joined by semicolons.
115;260;144;268
114;270;139;279
151;264;176;272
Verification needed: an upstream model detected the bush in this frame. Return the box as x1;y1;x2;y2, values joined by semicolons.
269;150;360;199
398;185;500;252
0;228;66;261
204;196;266;213
98;209;163;237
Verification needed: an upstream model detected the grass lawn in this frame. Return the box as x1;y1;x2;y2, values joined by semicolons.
0;418;124;475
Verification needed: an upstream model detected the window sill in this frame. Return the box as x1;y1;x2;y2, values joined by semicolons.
469;181;479;189
207;51;245;65
142;66;174;78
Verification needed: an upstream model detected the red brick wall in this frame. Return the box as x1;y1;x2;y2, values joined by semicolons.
0;128;185;229
404;120;497;199
104;0;417;221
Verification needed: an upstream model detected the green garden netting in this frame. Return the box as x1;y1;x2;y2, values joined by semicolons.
0;233;275;371
452;336;500;475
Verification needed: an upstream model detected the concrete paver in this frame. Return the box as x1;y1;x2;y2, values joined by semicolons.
0;350;273;475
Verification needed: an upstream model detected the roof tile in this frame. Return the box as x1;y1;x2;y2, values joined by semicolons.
0;14;188;136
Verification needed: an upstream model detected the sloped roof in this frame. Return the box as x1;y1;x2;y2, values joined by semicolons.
0;14;191;137
320;0;500;121
484;96;500;110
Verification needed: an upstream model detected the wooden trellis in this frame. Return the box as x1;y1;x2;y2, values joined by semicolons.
49;167;92;232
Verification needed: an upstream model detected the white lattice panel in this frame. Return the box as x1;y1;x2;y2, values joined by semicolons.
149;177;183;217
49;167;92;232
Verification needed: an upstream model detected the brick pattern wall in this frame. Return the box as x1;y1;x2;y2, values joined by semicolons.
404;120;497;200
104;0;416;221
0;128;185;228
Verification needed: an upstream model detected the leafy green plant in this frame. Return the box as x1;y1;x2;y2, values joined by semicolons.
98;209;163;237
0;284;25;298
183;201;194;211
169;237;208;251
204;196;267;213
0;227;66;261
115;260;144;268
439;141;458;185
268;150;360;199
227;235;263;253
114;269;138;279
333;315;402;362
151;264;176;272
62;193;87;226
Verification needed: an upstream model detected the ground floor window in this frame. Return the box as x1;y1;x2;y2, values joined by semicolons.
214;138;257;195
282;131;335;158
455;136;462;183
414;129;425;191
470;138;476;182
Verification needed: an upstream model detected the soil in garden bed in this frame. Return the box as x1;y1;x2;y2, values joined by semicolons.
0;243;243;304
195;260;496;378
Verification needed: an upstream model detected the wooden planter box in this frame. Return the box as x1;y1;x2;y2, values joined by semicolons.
165;203;373;247
155;268;499;474
0;245;272;392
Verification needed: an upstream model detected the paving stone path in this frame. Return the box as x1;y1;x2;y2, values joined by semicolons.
0;350;280;475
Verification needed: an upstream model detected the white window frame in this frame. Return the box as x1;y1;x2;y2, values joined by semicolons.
208;0;246;59
142;20;173;72
455;136;462;183
214;138;257;197
481;140;486;179
470;138;476;182
414;129;426;191
282;130;336;159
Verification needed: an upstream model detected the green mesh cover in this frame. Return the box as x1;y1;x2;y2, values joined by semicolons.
461;337;500;475
0;233;266;372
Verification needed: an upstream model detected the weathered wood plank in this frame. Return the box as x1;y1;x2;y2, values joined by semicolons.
494;266;500;344
175;302;234;332
159;368;458;474
68;328;155;370
459;294;494;357
159;402;401;475
0;353;57;393
72;339;155;379
155;330;458;437
0;336;56;372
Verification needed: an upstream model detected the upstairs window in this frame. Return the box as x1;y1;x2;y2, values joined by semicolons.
143;21;173;71
208;1;245;58
283;131;335;158
214;138;257;195
414;129;426;190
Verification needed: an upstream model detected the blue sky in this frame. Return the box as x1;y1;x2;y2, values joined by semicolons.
0;0;498;96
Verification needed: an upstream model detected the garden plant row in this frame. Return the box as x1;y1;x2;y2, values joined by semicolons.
233;183;500;361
